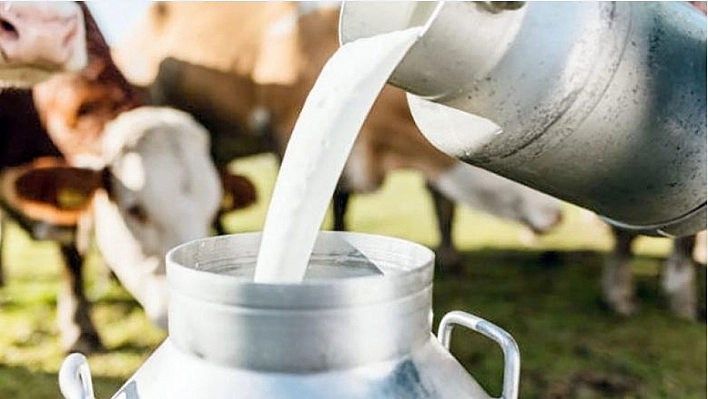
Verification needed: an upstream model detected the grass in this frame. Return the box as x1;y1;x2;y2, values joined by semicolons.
0;154;704;398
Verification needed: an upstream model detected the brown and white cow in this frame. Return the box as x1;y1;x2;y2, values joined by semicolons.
0;4;225;353
0;2;86;87
0;2;89;350
32;6;225;351
115;3;563;273
0;3;129;352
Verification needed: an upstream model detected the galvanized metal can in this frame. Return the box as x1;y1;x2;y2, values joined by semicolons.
60;232;520;399
340;1;706;237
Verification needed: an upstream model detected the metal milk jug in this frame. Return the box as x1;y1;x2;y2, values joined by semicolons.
59;232;520;399
340;1;707;237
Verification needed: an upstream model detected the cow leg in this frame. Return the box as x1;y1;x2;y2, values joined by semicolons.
602;226;637;316
332;187;350;232
661;235;697;321
426;182;463;274
56;243;104;354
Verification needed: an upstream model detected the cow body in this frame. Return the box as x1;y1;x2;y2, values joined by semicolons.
0;2;87;87
116;3;563;272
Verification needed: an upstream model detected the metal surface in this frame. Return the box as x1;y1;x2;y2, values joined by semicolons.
61;232;519;398
59;353;95;399
340;1;706;237
438;311;520;399
106;336;493;399
166;232;434;372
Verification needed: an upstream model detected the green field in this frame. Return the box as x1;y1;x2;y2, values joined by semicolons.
0;154;704;398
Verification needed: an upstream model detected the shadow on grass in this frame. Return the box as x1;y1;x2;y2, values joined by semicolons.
0;364;124;399
431;247;707;399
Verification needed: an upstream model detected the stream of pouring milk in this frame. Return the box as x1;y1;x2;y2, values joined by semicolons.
254;28;422;283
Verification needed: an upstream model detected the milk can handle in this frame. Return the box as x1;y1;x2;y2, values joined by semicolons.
59;353;96;399
437;310;520;399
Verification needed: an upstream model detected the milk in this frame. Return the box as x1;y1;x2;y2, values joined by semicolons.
254;28;422;283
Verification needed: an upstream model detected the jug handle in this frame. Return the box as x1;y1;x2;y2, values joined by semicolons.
437;310;520;399
59;353;96;399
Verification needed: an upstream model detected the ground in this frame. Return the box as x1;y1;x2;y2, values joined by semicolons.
0;154;704;398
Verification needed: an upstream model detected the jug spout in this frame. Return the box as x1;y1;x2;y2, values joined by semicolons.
340;1;706;237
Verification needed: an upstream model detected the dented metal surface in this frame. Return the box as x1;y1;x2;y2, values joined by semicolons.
341;1;706;236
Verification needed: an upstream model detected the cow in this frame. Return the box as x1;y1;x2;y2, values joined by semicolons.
0;4;226;353
114;2;564;273
0;2;86;88
0;1;88;288
0;9;96;336
0;3;138;352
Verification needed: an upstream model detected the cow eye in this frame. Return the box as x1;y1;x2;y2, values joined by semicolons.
125;204;148;223
77;102;98;117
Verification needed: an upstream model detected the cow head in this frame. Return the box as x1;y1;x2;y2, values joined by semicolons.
0;2;87;87
98;107;223;261
33;63;133;161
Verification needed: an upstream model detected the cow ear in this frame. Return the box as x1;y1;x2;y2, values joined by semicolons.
251;9;302;85
0;158;102;227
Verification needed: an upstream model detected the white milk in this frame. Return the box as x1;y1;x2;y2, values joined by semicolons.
254;28;422;283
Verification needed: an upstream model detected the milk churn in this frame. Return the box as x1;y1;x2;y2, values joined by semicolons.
59;232;520;399
340;1;707;237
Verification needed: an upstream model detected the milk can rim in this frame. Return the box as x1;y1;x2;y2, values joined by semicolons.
165;231;435;309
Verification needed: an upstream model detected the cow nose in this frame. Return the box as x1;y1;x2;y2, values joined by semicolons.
0;16;19;40
529;209;564;235
0;4;84;71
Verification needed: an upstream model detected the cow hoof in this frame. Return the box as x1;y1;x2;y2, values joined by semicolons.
602;295;636;317
666;295;697;322
613;301;637;317
435;247;464;275
64;333;105;355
